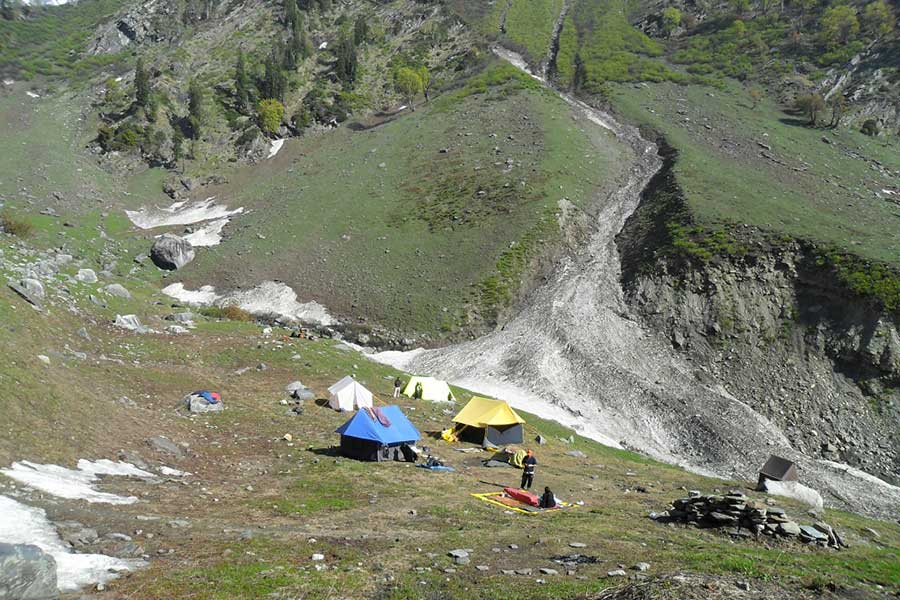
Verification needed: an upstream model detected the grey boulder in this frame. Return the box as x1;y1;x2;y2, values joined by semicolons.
0;543;58;600
150;234;195;270
187;395;223;414
75;269;98;283
102;283;131;299
147;435;184;457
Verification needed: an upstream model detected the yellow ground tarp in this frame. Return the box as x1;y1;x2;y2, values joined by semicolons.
471;492;575;515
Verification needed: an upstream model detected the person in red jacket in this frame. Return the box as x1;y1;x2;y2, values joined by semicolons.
521;450;537;490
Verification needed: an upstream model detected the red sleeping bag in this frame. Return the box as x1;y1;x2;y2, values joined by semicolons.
504;487;539;506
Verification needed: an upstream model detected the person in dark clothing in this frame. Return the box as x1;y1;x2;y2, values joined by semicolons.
393;377;403;398
521;450;537;489
539;486;556;508
414;382;424;399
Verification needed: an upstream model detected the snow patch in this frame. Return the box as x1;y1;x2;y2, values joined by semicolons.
762;480;824;510
1;460;155;504
2;79;14;86
125;197;243;230
158;466;191;477
0;495;143;593
318;41;328;50
161;281;334;325
161;282;218;305
268;138;285;159
183;217;230;247
26;91;40;98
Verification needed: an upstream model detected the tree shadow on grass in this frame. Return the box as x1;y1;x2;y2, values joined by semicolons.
778;117;814;128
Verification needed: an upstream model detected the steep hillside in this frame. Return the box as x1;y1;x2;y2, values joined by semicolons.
1;232;899;600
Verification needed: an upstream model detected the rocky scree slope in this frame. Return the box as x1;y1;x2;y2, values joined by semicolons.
617;137;900;488
381;43;900;519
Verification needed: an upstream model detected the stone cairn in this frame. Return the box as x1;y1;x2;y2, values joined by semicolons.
658;490;844;548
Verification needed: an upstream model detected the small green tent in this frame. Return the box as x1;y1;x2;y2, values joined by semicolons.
402;376;455;402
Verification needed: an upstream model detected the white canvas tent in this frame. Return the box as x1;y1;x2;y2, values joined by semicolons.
328;376;374;411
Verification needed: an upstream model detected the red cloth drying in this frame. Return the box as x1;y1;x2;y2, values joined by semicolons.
504;487;539;506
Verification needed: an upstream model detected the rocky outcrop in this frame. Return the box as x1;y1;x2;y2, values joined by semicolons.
617;139;900;486
88;0;178;55
150;234;195;271
0;543;58;600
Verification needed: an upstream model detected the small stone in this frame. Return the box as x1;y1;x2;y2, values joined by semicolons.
539;568;558;575
568;542;586;548
311;553;325;561
634;562;650;572
475;565;489;571
607;569;627;577
736;581;751;591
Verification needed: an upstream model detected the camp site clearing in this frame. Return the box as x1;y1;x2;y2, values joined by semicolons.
4;324;898;600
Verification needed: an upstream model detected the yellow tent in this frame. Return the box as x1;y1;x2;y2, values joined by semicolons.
402;376;456;402
447;396;525;446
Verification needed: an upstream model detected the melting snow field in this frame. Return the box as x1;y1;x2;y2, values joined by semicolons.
183;217;231;247
125;197;243;230
0;495;142;592
1;459;155;504
162;280;334;325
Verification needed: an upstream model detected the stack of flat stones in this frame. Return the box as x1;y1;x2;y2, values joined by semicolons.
663;490;842;547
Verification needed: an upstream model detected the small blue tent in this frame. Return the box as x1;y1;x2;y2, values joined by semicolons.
335;406;421;462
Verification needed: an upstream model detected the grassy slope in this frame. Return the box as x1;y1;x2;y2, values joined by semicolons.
503;0;565;66
0;258;897;598
0;0;126;82
177;67;624;334
0;90;170;213
611;80;900;266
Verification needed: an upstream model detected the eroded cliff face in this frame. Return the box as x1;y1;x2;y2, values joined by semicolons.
618;141;900;486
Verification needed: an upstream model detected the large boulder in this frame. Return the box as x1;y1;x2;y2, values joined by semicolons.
150;234;195;271
0;543;58;600
185;394;224;414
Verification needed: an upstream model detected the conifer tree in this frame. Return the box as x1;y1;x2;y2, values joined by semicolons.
135;57;150;108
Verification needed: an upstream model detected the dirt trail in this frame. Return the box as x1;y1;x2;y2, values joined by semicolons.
372;48;900;519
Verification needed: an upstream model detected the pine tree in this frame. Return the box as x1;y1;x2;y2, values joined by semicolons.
354;15;368;45
262;53;287;100
188;79;205;139
334;32;358;85
235;49;250;112
317;0;331;13
135;57;150;108
284;0;298;27
290;17;311;61
172;128;185;172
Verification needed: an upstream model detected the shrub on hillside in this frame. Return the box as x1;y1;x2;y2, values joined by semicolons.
257;99;286;134
861;119;880;136
0;213;34;238
199;305;254;321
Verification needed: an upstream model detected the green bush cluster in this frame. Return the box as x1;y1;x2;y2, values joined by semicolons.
816;251;900;312
454;62;542;99
0;0;127;81
0;212;33;238
199;306;254;321
667;223;748;262
555;0;687;90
